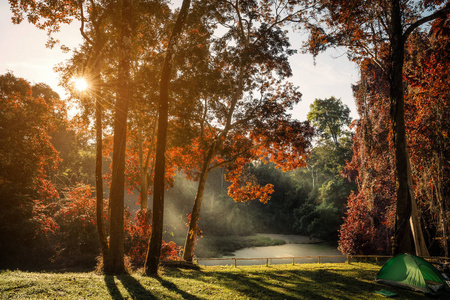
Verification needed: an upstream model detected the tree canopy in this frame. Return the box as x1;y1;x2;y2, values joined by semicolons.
3;0;449;272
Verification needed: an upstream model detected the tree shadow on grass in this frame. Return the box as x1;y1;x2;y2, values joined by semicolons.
170;266;430;300
155;276;200;299
104;275;124;300
105;274;157;300
165;267;319;300
105;273;198;300
117;274;157;300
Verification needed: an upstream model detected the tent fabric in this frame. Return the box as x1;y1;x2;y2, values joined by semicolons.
376;253;446;294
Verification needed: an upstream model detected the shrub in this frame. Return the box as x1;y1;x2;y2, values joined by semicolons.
22;183;182;269
125;209;182;266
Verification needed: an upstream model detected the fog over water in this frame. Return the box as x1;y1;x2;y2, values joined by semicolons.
124;170;343;266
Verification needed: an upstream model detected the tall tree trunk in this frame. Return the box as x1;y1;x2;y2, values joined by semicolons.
139;114;157;210
390;0;428;257
94;65;109;264
107;0;132;274
138;126;148;210
182;147;215;262
145;0;191;276
181;55;247;262
435;103;448;257
79;0;110;269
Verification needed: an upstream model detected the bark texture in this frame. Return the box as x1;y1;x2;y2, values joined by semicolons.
390;0;429;257
107;0;132;274
145;0;191;276
182;148;214;261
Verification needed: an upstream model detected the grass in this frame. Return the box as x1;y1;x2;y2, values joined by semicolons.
0;262;436;299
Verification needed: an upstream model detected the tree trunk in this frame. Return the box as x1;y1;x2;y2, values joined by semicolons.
435;153;448;257
181;48;247;262
145;0;191;276
390;0;428;257
80;0;110;269
106;0;132;274
94;65;109;264
407;152;429;257
138;126;148;210
182;147;214;262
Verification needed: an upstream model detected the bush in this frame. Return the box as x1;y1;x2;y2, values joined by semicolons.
4;183;183;269
50;184;100;267
125;209;182;266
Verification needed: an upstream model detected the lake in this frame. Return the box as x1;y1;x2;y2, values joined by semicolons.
197;234;344;266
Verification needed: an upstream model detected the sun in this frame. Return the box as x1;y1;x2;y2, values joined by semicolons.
72;77;89;92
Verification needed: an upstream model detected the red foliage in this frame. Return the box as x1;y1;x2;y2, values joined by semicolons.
125;209;181;265
403;25;450;254
338;59;396;255
339;20;449;255
29;184;182;267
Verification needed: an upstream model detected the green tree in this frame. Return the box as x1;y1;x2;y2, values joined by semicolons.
293;96;354;241
307;97;351;146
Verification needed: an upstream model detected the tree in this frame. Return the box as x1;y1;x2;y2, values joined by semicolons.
180;0;314;262
303;0;449;256
339;19;449;256
245;162;309;234
404;24;450;256
145;0;192;276
10;0;140;273
338;60;396;254
0;73;62;266
294;97;354;241
307;97;351;146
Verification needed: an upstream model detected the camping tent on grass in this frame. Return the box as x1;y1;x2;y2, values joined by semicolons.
376;253;447;294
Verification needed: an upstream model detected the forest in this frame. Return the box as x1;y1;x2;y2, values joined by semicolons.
0;0;448;278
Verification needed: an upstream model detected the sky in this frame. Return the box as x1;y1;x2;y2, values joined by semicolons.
0;2;359;122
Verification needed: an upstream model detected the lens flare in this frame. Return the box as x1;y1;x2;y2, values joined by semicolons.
72;77;89;91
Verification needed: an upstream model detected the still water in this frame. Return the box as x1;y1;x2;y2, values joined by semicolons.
197;234;343;266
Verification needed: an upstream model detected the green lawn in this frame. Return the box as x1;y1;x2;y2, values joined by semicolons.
0;263;434;299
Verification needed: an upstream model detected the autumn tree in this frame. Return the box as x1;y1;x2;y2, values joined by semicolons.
339;18;449;256
338;60;396;255
50;0;206;274
404;23;450;256
303;0;449;256
178;0;314;262
0;73;62;266
123;0;212;211
10;0;139;273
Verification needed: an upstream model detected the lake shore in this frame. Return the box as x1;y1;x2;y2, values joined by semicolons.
192;233;339;263
194;234;286;258
255;233;323;244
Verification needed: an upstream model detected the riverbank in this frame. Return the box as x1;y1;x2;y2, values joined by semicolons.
255;233;323;244
0;263;428;299
193;234;286;258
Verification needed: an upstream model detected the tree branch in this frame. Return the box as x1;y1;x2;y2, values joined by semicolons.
403;3;449;42
79;0;94;46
